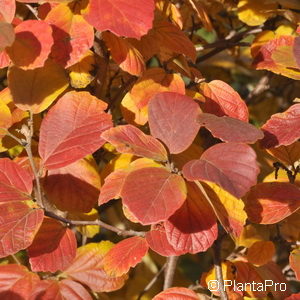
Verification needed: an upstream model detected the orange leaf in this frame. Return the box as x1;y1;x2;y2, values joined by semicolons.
101;125;168;161
0;100;12;138
83;0;155;39
267;141;300;165
121;167;187;225
290;248;300;280
8;59;69;114
64;241;127;292
164;182;218;254
28;217;76;272
0;264;40;299
245;182;300;224
44;156;101;213
0;51;10;68
39;91;112;169
149;92;201;154
153;287;199;300
103;32;145;76
46;3;94;68
0;202;44;257
0;22;15;52
246;241;275;266
197;113;263;144
201;80;249;121
102;236;149;276
0;158;32;203
261;104;300;148
183;143;259;198
6;20;53;69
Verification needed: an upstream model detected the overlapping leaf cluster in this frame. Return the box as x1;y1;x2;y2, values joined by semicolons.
1;0;300;299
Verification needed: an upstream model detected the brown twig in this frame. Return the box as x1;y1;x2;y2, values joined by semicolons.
25;4;40;20
196;26;263;63
44;210;145;237
137;263;167;299
163;256;179;290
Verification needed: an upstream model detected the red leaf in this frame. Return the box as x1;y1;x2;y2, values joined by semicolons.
260;104;300;148
201;80;249;121
146;224;186;256
198;113;263;144
164;182;218;254
44;156;100;213
149;92;201;154
99;169;128;205
0;22;15;52
153;287;199;300
28;218;76;272
182;143;259;198
64;242;127;292
0;0;16;23
6;20;53;69
0;158;33;203
32;279;92;300
0;51;10;68
121;167;187;225
245;182;300;224
0;202;44;257
39;91;112;170
0;264;40;300
286;294;300;300
101;125;168;161
102;237;149;276
46;4;94;68
83;0;155;39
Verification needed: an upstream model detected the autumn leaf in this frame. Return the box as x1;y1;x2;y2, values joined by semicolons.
103;32;145;76
39;91;112;169
164;182;218;254
6;20;53;69
0;202;44;257
0;0;15;23
200;80;249;121
28;218;77;272
101;125;168;162
290;248;300;280
261;104;300;148
44;156;101;213
102;236;149;276
267;141;300;165
0;158;32;203
0;264;40;299
121;166;187;225
83;0;155;39
63;241;127;292
246;241;275;266
197;113;264;144
245;182;300;224
0;100;12;138
183;143;259;198
149;92;201;154
8;59;69;114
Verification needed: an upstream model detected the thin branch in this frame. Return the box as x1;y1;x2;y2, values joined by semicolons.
0;128;24;145
196;26;263;63
213;236;228;300
22;112;44;208
137;263;167;300
11;254;21;265
25;4;40;20
44;210;145;237
163;256;179;290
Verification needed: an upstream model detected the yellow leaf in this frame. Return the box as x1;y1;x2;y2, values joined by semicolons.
8;59;69;114
238;0;277;26
0;100;12;138
235;224;270;248
246;241;275;266
68;50;96;89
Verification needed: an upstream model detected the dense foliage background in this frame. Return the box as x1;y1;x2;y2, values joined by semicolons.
1;0;300;299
